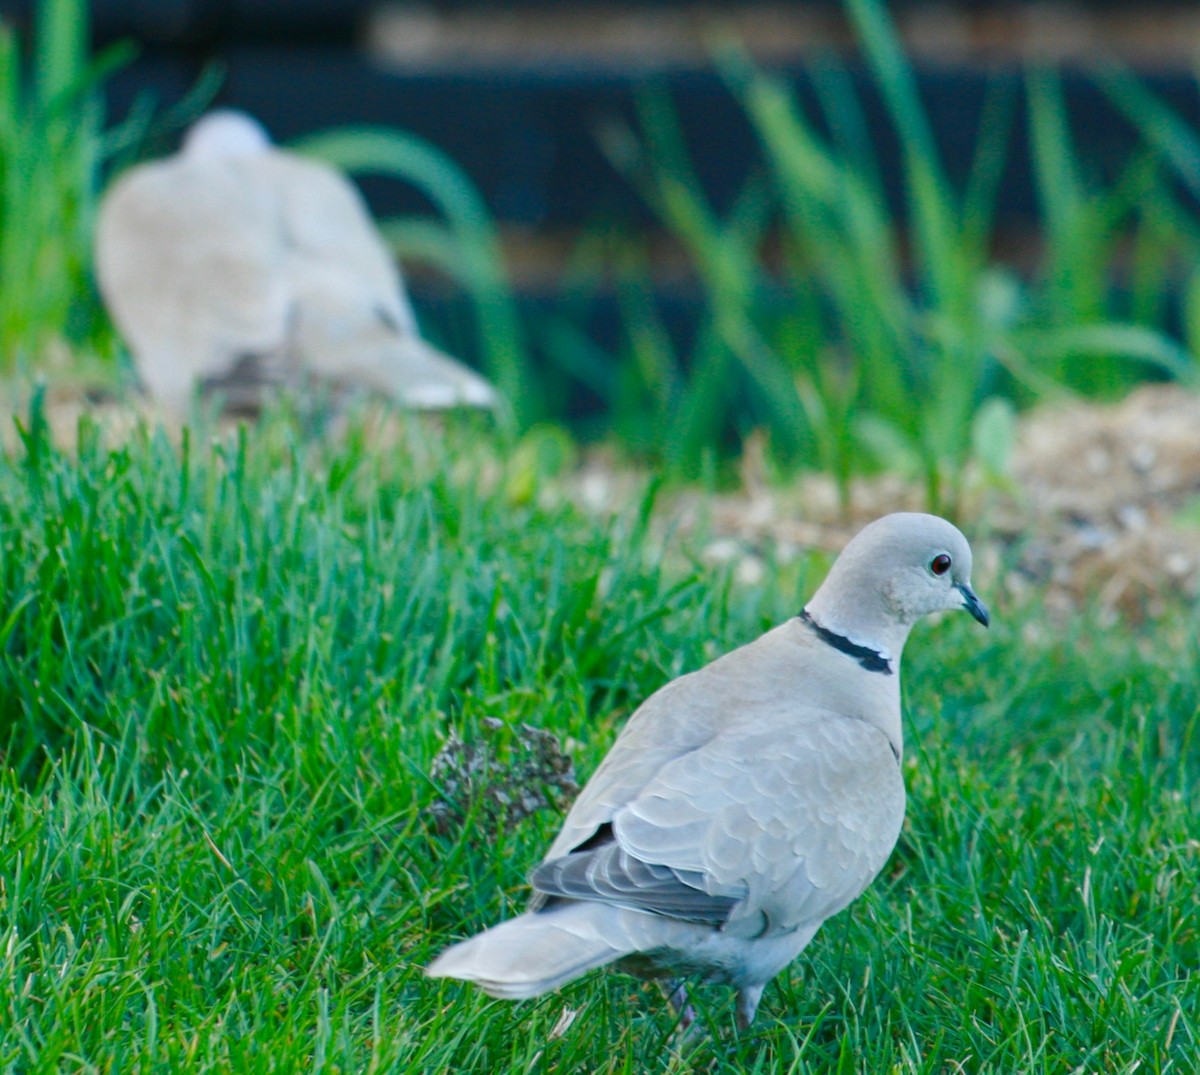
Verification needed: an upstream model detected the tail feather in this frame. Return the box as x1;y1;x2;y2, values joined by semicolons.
304;327;498;410
425;904;630;999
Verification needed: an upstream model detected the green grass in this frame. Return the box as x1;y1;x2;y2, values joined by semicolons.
0;0;110;370
0;0;219;380
0;409;1196;1071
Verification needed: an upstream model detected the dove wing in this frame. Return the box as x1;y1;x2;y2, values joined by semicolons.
532;714;905;939
255;152;418;339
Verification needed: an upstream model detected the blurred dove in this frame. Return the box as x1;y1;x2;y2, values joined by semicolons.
427;512;989;1028
95;110;497;415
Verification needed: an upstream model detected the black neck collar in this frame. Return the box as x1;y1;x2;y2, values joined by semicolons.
799;608;893;675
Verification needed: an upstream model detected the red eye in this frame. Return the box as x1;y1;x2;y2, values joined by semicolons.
930;554;952;576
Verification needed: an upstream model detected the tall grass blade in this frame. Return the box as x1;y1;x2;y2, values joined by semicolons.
1098;65;1200;200
843;0;956;309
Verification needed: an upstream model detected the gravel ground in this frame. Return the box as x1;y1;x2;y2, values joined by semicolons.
574;385;1200;623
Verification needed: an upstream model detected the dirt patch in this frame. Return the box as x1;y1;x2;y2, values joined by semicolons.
1004;385;1200;621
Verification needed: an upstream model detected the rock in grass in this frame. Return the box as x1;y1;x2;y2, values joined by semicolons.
95;110;498;417
427;513;989;1029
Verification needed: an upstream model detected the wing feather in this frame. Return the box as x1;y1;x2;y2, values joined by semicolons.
532;717;904;940
530;838;742;925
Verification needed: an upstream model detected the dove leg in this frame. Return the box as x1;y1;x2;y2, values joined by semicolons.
660;979;696;1031
735;984;765;1030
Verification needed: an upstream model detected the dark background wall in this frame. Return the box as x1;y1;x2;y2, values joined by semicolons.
5;0;1200;233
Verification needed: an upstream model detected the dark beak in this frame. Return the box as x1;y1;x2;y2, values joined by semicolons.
956;583;990;628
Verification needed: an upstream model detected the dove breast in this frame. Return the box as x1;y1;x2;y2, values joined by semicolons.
95;153;291;409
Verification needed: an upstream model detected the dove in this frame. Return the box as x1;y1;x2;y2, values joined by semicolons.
426;512;989;1029
94;110;497;415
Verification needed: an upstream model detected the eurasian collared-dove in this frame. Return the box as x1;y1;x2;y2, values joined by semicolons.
426;512;989;1028
95;110;497;415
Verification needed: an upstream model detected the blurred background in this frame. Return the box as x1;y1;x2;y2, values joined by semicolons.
3;0;1200;506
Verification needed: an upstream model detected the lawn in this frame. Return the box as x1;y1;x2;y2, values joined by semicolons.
3;0;1200;1067
0;409;1195;1072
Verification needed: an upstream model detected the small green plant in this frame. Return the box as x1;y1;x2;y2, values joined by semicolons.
0;0;117;369
0;0;219;377
1098;63;1200;361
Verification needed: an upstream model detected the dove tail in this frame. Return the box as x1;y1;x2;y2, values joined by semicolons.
305;330;498;410
425;903;629;999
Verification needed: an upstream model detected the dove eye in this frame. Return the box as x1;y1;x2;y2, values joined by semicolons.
930;554;952;576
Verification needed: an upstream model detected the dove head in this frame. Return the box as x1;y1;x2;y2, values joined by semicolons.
804;513;988;664
182;111;272;161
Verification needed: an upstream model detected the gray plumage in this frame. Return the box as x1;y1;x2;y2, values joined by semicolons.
95;110;497;415
426;512;989;1027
